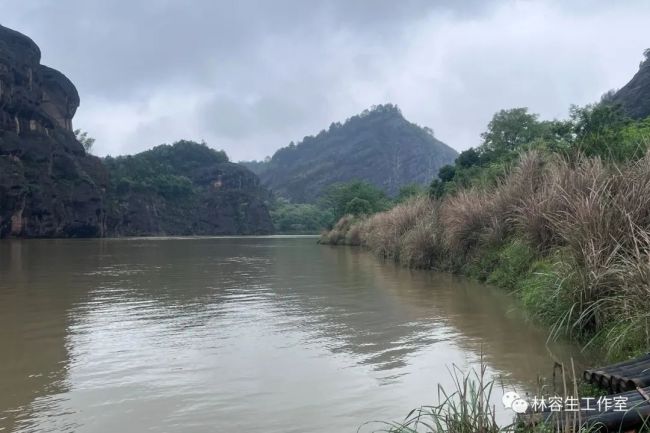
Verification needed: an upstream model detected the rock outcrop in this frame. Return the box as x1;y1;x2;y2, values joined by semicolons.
0;24;107;237
0;24;273;238
612;52;650;120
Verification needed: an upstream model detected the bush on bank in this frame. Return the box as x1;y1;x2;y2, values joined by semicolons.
320;151;650;359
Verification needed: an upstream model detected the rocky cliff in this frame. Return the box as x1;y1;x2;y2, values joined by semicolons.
0;25;273;238
0;24;108;237
612;51;650;120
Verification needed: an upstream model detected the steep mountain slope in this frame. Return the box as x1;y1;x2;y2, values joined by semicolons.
0;24;108;237
245;105;457;202
612;51;650;119
0;24;273;238
104;141;273;236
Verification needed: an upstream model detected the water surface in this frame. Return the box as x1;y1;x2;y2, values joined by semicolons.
0;237;590;432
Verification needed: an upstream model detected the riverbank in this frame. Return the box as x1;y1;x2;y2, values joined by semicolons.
320;151;650;361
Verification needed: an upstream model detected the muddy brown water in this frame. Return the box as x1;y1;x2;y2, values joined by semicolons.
0;236;595;432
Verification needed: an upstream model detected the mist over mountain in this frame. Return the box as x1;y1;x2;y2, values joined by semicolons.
243;104;457;202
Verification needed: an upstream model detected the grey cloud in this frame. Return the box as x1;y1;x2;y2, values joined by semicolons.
0;0;649;161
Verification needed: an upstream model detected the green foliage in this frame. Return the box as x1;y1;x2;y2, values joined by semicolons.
456;147;480;168
239;156;271;175
570;103;631;160
480;108;545;158
74;129;95;153
396;183;425;202
569;103;650;161
429;104;650;199
428;179;446;199
485;239;536;290
105;140;229;199
374;363;501;433
437;164;456;182
344;197;372;216
319;180;390;224
270;199;332;233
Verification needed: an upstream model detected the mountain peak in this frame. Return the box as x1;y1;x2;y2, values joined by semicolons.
249;106;457;202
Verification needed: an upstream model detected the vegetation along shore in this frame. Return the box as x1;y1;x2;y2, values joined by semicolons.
321;80;650;361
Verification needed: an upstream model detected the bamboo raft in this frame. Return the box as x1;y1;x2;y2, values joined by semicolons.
584;353;650;393
521;353;650;432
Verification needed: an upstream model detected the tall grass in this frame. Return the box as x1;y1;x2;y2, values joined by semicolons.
363;362;502;433
365;358;598;433
322;151;650;357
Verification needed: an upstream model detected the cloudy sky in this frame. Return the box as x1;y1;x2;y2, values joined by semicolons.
1;0;649;160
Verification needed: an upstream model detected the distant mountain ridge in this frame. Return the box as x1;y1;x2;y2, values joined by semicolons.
243;104;457;202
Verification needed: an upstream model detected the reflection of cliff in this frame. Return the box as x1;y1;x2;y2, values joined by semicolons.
0;241;74;432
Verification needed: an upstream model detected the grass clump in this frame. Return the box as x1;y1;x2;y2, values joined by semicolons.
363;363;501;433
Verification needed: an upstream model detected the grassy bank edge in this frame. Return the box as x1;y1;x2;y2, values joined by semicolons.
319;151;650;363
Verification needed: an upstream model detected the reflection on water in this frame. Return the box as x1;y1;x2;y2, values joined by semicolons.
0;237;593;433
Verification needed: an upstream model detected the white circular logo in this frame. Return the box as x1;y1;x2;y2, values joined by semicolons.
502;391;520;409
511;398;529;414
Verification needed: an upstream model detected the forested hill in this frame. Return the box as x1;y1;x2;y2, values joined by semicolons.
104;141;274;236
612;50;650;119
242;104;457;202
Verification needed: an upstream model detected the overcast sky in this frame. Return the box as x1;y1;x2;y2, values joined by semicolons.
1;0;649;160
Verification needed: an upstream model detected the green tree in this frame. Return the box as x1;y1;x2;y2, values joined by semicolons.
456;148;481;168
428;179;446;199
270;198;331;233
319;181;389;223
74;129;95;153
437;165;456;182
480;108;544;159
396;183;424;202
570;103;632;160
344;197;373;216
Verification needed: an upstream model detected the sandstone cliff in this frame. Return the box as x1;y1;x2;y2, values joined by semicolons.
612;51;650;120
0;24;107;237
0;25;273;238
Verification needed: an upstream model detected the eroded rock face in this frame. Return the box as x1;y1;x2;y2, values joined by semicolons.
106;161;274;236
0;25;79;133
612;55;650;120
0;24;273;238
0;25;107;238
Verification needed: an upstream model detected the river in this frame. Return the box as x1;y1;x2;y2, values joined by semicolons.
0;236;592;433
